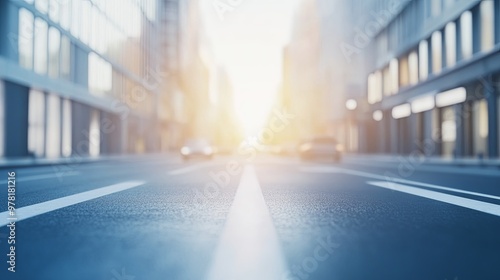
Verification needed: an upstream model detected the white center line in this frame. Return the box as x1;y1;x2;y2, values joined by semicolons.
1;181;145;227
207;165;287;280
368;181;500;217
301;166;500;201
0;171;80;184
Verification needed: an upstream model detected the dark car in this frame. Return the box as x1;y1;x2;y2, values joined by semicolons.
180;139;214;160
298;137;343;162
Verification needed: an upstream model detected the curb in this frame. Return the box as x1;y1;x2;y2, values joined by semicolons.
0;153;176;169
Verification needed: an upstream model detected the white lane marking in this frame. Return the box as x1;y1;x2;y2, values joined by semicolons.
368;181;500;217
168;163;211;175
302;166;500;202
207;165;287;280
0;171;80;184
0;181;145;227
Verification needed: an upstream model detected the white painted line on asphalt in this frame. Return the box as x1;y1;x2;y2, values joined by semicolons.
168;163;212;175
368;181;500;217
0;181;145;227
207;165;287;280
0;171;80;184
302;166;500;202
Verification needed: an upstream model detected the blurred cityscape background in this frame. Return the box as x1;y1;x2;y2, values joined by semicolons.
0;0;499;161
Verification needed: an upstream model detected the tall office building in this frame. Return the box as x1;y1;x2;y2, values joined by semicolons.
283;0;325;142
177;0;213;139
361;0;499;159
289;0;500;159
0;0;179;159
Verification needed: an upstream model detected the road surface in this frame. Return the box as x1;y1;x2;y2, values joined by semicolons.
1;155;499;280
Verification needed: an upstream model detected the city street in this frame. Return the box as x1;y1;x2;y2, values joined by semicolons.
2;0;500;279
1;155;499;280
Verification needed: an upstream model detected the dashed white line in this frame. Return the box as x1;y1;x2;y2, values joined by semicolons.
0;171;80;184
368;181;500;217
302;166;500;201
0;181;145;227
207;165;287;280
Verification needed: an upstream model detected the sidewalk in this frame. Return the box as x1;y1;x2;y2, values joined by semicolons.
0;153;176;169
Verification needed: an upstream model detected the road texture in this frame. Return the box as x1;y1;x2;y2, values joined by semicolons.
1;154;499;280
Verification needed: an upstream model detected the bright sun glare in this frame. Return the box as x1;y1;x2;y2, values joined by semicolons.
200;0;300;137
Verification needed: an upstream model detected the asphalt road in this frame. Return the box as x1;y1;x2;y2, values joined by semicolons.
1;154;500;280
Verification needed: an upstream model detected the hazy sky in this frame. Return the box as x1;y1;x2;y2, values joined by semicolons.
199;0;300;135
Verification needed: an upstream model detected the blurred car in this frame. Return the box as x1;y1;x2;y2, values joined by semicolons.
298;137;343;162
180;139;214;160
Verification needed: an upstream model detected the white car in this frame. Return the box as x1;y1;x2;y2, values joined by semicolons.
180;139;214;160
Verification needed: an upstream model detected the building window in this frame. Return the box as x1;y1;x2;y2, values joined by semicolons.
419;40;429;80
383;66;391;96
28;89;45;157
70;0;80;38
441;106;456;158
368;72;383;104
143;0;156;21
48;0;60;23
90;5;100;51
480;0;495;52
59;0;71;30
399;56;409;88
460;11;473;59
35;0;49;14
45;94;61;158
368;74;375;104
392;103;411;119
97;9;108;54
89;110;100;157
18;8;34;70
60;35;71;80
408;51;419;85
374;71;382;103
473;99;488;157
445;22;457;68
390;58;399;94
33;18;48;75
431;31;442;74
48;27;60;78
122;0;142;38
80;0;91;44
88;52;113;94
62;99;72;157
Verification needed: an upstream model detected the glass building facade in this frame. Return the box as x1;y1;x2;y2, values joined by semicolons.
362;0;500;159
0;0;175;158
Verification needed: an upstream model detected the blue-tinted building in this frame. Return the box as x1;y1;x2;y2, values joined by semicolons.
310;0;500;159
0;0;177;159
360;0;499;159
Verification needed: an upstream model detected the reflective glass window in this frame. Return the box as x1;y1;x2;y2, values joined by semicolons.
28;89;45;157
48;27;60;78
34;18;48;75
460;11;473;59
18;8;34;70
